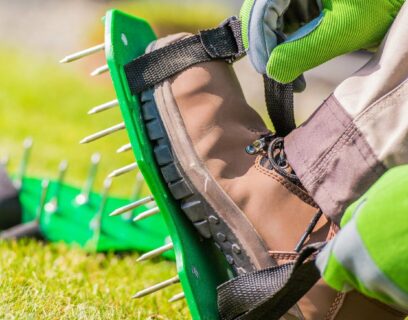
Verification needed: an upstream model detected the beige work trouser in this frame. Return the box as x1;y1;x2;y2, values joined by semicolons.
285;1;408;223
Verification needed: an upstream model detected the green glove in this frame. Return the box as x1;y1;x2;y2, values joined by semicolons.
316;165;408;309
240;0;404;84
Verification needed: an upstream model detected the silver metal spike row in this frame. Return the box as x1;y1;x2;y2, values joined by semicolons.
133;206;160;222
109;195;154;217
14;137;33;190
137;242;174;262
35;179;50;219
116;143;132;154
88;99;119;115
80;123;125;144
90;64;109;77
168;292;186;303
75;153;101;205
132;275;180;299
45;160;68;214
107;162;138;178
59;43;105;63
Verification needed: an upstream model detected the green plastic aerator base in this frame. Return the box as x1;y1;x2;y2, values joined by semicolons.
18;177;172;257
105;9;233;320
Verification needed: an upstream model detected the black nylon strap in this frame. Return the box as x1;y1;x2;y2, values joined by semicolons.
125;18;245;95
217;244;324;320
263;75;296;137
124;16;297;136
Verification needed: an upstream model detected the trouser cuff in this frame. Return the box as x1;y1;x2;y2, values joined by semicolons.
285;95;386;224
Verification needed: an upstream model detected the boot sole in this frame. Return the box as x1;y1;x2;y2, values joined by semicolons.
141;89;253;274
140;51;274;274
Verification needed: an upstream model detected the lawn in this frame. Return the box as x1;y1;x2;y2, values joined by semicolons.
0;48;190;319
0;240;189;320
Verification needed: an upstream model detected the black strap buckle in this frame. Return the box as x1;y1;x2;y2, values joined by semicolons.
199;16;245;64
125;16;246;94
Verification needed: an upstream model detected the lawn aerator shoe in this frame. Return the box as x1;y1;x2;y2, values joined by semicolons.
134;33;405;320
67;10;406;320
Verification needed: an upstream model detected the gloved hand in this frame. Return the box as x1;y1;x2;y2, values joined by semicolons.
316;165;408;310
240;0;404;85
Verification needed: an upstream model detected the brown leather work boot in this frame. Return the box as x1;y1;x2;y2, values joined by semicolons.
141;33;406;320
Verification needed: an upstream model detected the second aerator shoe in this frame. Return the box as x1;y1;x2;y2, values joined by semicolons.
135;33;405;320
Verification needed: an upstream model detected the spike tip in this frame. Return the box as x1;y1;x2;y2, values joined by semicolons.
80;123;125;144
88;99;119;115
133;206;160;222
107;162;138;178
132;275;180;299
90;64;109;77
137;243;174;262
60;43;105;63
168;292;185;303
109;195;154;217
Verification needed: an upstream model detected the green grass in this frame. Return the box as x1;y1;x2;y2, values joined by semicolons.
0;49;190;319
0;240;189;319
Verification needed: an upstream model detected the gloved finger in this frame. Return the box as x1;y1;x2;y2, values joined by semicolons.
267;0;399;84
240;0;291;74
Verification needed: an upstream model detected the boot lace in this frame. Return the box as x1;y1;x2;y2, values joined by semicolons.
246;134;300;183
247;134;326;252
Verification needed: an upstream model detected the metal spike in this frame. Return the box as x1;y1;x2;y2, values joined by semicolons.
88;178;112;252
119;173;146;220
90;64;109;77
14;137;33;189
88;99;119;115
59;43;105;63
35;179;50;219
97;179;112;216
44;160;68;214
132;275;180;299
131;172;145;200
137;242;174;262
91;178;112;231
133;206;159;222
109;195;154;217
80;123;125;144
107;162;138;178
168;292;186;303
75;153;101;205
116;143;132;154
